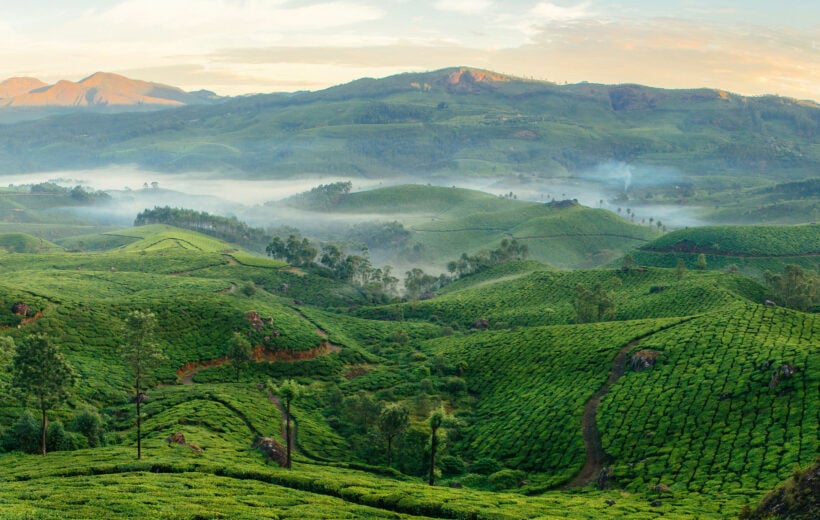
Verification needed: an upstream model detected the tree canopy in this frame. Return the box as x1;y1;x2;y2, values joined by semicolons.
11;334;77;456
120;310;166;459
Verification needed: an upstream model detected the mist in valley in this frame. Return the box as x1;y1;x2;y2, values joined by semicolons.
0;162;707;273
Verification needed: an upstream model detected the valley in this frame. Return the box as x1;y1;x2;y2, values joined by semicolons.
0;68;816;520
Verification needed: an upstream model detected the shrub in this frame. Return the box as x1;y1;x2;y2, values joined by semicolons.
442;377;467;396
46;421;87;452
469;457;502;475
459;473;489;489
241;281;257;297
3;411;41;454
439;455;466;476
488;469;527;490
71;408;106;448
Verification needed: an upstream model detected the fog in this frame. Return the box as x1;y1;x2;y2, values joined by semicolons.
0;162;707;239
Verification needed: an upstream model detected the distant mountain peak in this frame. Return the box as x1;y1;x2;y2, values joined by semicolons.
446;67;513;85
0;72;221;110
0;77;48;99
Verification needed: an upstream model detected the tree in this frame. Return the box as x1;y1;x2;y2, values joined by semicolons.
0;336;14;390
404;268;438;299
121;310;166;460
11;334;76;456
378;404;409;467
268;379;302;469
342;390;381;433
765;264;819;312
573;283;616;323
675;258;688;277
266;236;287;260
71;407;106;448
696;253;708;270
621;254;635;271
227;332;253;382
428;409;444;485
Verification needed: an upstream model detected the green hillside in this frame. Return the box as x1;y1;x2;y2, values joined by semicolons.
307;184;659;269
631;224;820;276
357;262;765;328
0;223;816;519
0;67;818;224
0;233;61;253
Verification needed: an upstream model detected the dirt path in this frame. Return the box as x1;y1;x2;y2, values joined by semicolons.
562;340;636;489
563;319;694;489
177;357;230;385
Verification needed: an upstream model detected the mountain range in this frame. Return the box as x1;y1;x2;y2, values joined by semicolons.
0;67;817;224
0;72;220;120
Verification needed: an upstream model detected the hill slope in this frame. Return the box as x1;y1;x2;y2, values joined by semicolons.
289;184;659;269
631;224;820;276
0;67;817;224
0;223;816;519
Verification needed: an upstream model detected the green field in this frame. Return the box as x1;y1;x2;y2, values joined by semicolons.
631;224;820;277
0;224;816;519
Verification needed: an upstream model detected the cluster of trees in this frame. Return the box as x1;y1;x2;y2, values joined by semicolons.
321;388;460;484
765;264;819;312
573;282;618;323
401;238;531;300
2;310;165;458
319;244;399;296
266;235;318;267
266;236;399;300
446;238;529;278
26;182;111;203
285;181;352;210
135;207;269;250
344;221;413;253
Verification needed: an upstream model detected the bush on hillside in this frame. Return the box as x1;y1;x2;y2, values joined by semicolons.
46;422;87;452
470;457;502;475
71;408;106;448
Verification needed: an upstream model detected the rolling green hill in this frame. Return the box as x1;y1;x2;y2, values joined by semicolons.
0;67;817;224
303;184;659;269
630;224;820;276
0;223;816;519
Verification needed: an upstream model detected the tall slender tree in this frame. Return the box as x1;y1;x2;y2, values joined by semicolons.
121;310;166;460
11;334;76;456
378;404;409;467
227;332;253;382
267;379;302;469
428;409;444;485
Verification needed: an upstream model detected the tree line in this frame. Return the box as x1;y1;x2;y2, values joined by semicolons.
135;207;270;251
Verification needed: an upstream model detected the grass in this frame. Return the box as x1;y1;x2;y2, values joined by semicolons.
0;222;815;519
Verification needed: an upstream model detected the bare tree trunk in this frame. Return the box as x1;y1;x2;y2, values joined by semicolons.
285;400;291;469
41;405;47;456
428;427;438;485
136;389;142;460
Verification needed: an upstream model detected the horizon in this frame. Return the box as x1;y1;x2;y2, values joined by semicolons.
1;1;817;102
2;65;818;105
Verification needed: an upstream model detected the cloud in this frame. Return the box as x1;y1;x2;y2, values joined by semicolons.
434;0;493;15
529;2;591;22
497;18;820;100
1;1;817;101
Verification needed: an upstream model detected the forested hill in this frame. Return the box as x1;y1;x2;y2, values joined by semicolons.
0;67;817;189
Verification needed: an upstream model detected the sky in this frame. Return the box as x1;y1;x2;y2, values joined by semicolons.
0;1;818;100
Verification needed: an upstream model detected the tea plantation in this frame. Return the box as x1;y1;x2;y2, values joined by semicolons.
0;225;816;519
